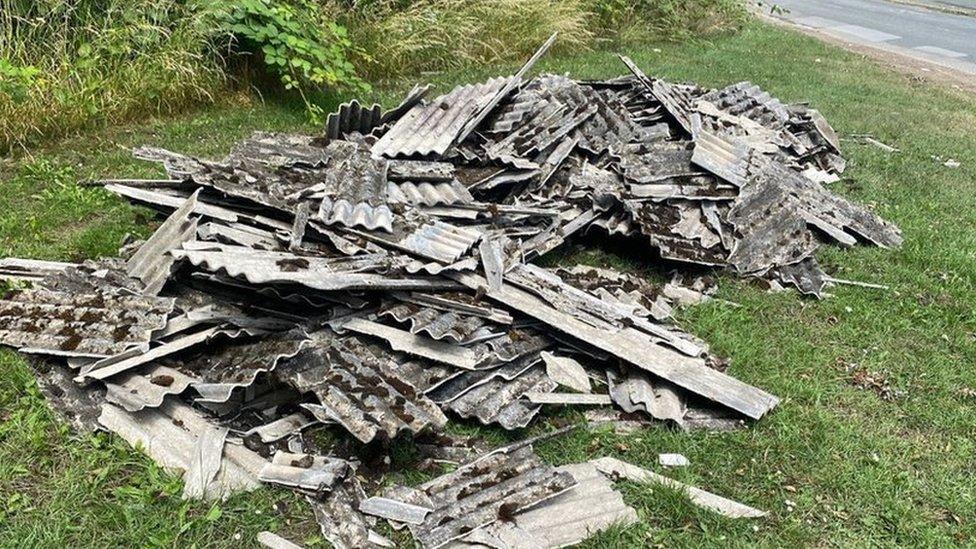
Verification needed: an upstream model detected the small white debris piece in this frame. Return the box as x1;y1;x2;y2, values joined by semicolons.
359;496;432;525
541;351;591;392
524;392;612;405
591;457;766;518
944;159;960;168
257;531;305;549
659;453;689;467
182;425;229;499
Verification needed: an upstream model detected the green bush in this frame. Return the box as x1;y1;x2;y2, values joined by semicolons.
223;0;368;123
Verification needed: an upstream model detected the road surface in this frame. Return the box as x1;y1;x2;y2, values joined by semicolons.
768;0;976;74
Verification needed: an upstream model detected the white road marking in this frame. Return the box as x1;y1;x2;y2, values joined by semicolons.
914;45;968;58
831;24;901;42
793;15;846;29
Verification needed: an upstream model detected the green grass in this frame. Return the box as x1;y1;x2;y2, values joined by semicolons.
2;20;976;547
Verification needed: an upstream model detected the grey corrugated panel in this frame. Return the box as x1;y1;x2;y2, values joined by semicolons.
98;400;267;500
371;77;513;159
227;132;330;167
275;331;448;443
181;329;311;403
762;161;902;248
441;363;557;429
104;365;197;412
258;451;350;492
0;289;172;358
772;256;827;297
386;181;473;207
325;100;383;142
28;358;105;432
379;303;494;344
339;317;480;369
387;159;456;182
397;221;482;264
455;461;638;548
701;81;792;130
171;247;456;291
625;200;730;267
127;190;199;295
690;120;766;188
0;258;75;282
306;477;389;549
619;55;700;134
106;184;240;223
399;445;577;548
452;269;780;420
592;457;767;518
319;199;394;232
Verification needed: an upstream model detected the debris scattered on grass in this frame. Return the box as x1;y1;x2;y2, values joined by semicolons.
0;34;901;546
659;453;690;467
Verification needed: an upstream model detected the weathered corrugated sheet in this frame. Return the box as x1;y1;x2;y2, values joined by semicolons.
258;451;350;492
171;247;455;291
181;329;310;402
318;145;393;232
371;77;513;159
325;100;383;142
619;56;699;134
379;303;495;344
275;331;448;443
126;190;199;295
452;269;779;420
387;181;473;207
98;401;266;500
104;365;196;412
29;359;105;432
456;461;638;548
398;221;482;264
339;317;480;369
227;132;330;167
0;258;75;283
398;445;577;548
0;289;172;357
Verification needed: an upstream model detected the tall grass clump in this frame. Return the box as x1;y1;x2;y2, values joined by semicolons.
330;0;596;81
590;0;747;44
0;0;228;152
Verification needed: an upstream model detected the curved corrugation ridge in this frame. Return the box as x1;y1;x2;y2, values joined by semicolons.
371;77;513;158
379;303;492;344
185;329;311;403
386;181;473;206
403;257;478;275
105;365;196;412
400;222;482;264
319;199;394;232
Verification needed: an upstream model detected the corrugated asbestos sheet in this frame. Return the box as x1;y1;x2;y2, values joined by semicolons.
455;461;638;548
180;329;310;402
98;400;266;500
171;247;454;291
0;289;172;357
379;302;495;344
371;77;514;159
126;191;199;295
275;331;448;443
317;146;393;232
398;445;577;548
325;99;383;142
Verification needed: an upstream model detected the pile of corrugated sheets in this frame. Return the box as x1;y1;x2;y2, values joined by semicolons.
0;35;900;548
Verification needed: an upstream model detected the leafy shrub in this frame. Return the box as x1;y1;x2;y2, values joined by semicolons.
223;0;368;123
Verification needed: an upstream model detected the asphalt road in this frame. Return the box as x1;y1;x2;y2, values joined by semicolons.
770;0;976;63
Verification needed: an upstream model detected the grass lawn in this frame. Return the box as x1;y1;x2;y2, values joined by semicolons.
2;20;975;548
